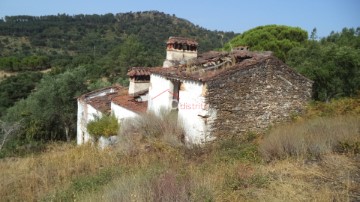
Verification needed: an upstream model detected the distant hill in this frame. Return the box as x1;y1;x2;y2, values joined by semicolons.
0;11;236;71
0;11;236;119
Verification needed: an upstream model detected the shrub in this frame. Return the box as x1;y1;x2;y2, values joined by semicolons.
118;110;185;151
87;114;119;139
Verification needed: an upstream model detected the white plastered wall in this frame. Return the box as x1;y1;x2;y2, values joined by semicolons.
77;101;102;145
147;74;174;114
111;102;139;122
148;73;217;144
177;80;217;144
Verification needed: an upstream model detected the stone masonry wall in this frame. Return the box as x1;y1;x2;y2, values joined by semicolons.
206;57;313;136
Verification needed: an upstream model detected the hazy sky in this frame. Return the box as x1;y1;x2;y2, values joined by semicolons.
0;0;359;37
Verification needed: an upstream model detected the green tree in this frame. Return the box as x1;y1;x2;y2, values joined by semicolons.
117;35;147;73
4;67;88;141
0;72;42;117
287;28;360;101
224;25;308;61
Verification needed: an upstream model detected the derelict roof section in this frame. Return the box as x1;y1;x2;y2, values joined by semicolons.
86;92;116;113
149;50;277;82
79;85;147;114
111;88;148;114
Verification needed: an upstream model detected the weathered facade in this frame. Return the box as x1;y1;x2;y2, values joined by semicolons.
149;48;313;143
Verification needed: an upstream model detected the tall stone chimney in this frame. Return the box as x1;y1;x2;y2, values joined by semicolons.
163;36;198;68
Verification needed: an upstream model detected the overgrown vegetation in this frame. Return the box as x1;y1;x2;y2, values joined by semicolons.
1;99;359;201
260;98;360;161
260;116;360;161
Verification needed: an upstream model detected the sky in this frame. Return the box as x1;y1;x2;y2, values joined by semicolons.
0;0;359;38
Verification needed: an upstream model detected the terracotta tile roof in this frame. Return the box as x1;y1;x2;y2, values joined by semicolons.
127;67;151;77
87;92;117;113
166;36;198;46
150;50;273;82
79;85;147;114
111;88;147;114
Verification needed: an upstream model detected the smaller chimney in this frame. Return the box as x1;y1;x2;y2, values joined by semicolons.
127;67;150;96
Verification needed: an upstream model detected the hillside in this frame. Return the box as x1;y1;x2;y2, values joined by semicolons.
0;11;235;118
0;11;235;71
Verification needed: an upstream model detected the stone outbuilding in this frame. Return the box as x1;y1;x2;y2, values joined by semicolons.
148;50;313;143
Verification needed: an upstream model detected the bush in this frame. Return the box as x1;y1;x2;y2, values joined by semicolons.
259;116;360;161
87;114;119;139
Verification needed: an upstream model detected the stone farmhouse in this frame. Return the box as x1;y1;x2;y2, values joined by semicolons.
77;36;313;145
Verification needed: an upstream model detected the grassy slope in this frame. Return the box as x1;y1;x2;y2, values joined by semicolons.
0;98;359;201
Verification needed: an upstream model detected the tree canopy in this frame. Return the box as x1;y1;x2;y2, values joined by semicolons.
288;28;360;101
4;67;87;142
224;25;308;61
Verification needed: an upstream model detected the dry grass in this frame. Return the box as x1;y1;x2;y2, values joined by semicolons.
1;99;359;201
257;154;360;201
1;137;359;201
260;116;360;161
0;142;120;201
80;151;360;202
